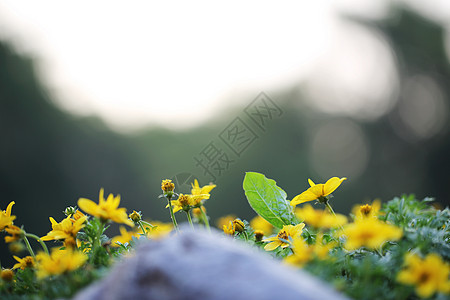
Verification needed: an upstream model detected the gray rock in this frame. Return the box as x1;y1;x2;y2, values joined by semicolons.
74;226;348;300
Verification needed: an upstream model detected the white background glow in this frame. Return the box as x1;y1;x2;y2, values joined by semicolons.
0;0;448;131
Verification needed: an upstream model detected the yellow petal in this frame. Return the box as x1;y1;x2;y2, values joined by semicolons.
73;216;87;228
291;190;318;206
309;184;325;197
280;242;290;248
12;262;22;270
323;177;346;196
5;201;15;217
49;217;58;227
416;281;436;298
63;217;74;228
78;198;99;216
99;188;105;205
110;195;121;209
172;205;182;213
119;226;128;236
264;241;281;251
200;184;216;195
289;223;305;237
308;179;315;187
262;236;278;242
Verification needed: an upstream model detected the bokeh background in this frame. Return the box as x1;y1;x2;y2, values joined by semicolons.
1;1;449;265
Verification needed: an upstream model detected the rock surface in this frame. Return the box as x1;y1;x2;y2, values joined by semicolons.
74;227;349;300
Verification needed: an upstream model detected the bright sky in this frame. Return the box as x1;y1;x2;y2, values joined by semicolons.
0;0;447;131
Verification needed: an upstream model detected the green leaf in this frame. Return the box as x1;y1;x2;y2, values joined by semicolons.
243;172;296;228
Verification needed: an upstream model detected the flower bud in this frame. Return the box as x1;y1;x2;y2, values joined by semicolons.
254;230;264;242
64;206;77;217
192;207;201;218
129;210;142;223
223;221;235;235
161;179;175;194
1;269;14;282
8;242;25;254
359;204;373;217
233;219;245;233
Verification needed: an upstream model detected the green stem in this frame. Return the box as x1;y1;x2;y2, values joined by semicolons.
167;199;179;233
185;211;194;229
200;206;210;232
140;221;155;228
25;233;49;255
324;201;336;215
138;221;148;236
375;246;383;257
22;234;35;258
325;201;345;232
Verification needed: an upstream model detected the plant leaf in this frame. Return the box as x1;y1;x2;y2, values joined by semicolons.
243;172;296;228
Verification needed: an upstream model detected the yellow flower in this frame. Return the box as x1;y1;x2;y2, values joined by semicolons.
285;234;336;267
78;188;134;226
284;238;313;266
111;226;140;247
291;177;347;206
129;210;142;223
233;219;245;233
397;253;450;298
263;223;305;251
12;256;35;270
250;215;273;235
295;204;347;229
4;225;22;243
147;221;173;239
9;242;25;254
161;179;175;193
166;194;205;213
254;230;264;241
192;206;205;218
41;215;87;248
190;179;216;206
191;179;216;197
0;201;16;230
223;221;235;235
313;233;337;260
0;269;14;282
352;199;381;220
341;218;402;250
216;214;236;229
36;248;87;278
72;209;86;221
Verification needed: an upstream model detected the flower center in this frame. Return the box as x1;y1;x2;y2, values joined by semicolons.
418;271;431;284
24;257;34;267
178;195;190;207
359;204;372;216
161;180;175;192
277;230;288;241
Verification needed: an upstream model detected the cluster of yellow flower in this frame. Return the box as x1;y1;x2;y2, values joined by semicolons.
260;178;403;254
1;176;449;299
222;176;450;299
161;179;216;231
0;187;174;281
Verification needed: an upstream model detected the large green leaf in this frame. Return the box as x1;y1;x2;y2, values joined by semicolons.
243;172;296;228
